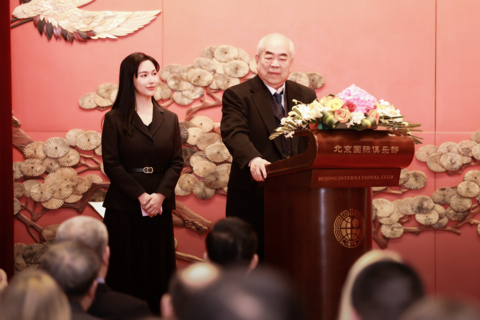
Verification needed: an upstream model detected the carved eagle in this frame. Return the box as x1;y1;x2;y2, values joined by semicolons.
11;0;160;42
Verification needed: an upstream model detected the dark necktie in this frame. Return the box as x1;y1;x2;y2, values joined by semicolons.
272;90;291;158
273;91;284;113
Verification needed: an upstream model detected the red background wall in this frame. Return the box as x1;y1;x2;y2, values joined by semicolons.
8;0;480;301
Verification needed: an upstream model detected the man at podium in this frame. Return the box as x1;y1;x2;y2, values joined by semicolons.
220;33;317;261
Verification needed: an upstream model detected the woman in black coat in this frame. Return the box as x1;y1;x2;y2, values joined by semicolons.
101;52;183;315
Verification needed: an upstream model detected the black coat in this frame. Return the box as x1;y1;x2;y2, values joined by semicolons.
70;301;102;320
220;75;317;259
102;102;183;212
88;283;151;320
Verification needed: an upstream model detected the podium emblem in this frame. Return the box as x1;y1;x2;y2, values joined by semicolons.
333;209;365;248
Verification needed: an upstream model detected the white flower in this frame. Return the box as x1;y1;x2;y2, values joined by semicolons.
351;111;365;124
280;118;287;126
285;131;295;138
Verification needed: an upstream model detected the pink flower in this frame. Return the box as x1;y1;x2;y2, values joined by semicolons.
368;109;380;123
334;108;351;123
343;101;356;112
337;84;377;114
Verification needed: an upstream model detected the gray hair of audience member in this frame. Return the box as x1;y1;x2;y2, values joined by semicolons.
168;262;221;319
40;241;100;301
180;268;305;320
400;298;480;320
257;33;295;58
56;216;108;258
337;250;403;320
205;217;257;268
0;270;71;320
351;260;424;320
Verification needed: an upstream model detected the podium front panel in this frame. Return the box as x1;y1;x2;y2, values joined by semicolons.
264;184;372;320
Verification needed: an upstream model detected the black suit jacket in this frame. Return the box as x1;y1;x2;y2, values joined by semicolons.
88;283;151;320
102;101;183;211
70;301;102;320
221;75;318;191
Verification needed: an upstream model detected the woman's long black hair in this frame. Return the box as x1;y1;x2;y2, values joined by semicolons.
112;52;160;135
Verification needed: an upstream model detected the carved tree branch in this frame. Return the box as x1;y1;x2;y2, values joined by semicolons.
62;182;110;213
173;214;185;227
453;204;480;229
175;251;204;263
373;186;412;196
185;88;222;121
13;127;34;153
76;157;101;174
173;200;212;235
372;219;389;249
445;159;480;176
159;98;175;109
403;226;461;235
14;212;45;243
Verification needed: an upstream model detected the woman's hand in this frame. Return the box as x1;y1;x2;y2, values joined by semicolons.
138;192;151;207
143;193;165;217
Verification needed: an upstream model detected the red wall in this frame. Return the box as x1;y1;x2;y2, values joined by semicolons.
9;0;480;301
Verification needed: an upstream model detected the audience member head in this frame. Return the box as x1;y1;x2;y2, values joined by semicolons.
162;262;221;320
180;268;304;320
351;260;424;320
40;241;100;310
0;269;71;320
255;33;295;89
337;250;403;320
0;269;8;295
205;217;258;272
56;216;109;278
400;298;480;320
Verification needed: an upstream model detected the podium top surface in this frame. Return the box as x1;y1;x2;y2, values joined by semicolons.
266;129;415;178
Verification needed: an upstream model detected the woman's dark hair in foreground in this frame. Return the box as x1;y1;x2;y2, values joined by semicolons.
112;52;160;135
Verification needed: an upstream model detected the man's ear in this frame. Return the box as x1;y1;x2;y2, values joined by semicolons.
88;279;98;300
255;54;260;64
161;293;175;319
103;246;110;265
247;254;259;274
203;252;210;263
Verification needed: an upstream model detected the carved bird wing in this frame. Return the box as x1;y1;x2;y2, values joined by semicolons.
12;0;160;42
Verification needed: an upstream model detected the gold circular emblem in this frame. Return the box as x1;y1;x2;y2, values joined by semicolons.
333;209;365;248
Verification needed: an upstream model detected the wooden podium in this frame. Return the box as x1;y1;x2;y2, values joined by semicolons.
262;129;415;320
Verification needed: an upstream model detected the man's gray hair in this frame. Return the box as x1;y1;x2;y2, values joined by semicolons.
56;216;108;259
257;33;295;58
40;241;100;301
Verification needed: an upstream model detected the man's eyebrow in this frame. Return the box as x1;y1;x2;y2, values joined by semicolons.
264;51;288;57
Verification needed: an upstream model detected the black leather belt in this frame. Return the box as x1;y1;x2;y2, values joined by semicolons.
127;167;164;174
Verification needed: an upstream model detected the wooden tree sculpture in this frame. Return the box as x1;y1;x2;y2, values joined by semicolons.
372;132;480;248
78;44;326;122
12;116;211;271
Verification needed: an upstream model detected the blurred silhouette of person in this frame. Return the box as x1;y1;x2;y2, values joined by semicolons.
41;241;101;320
337;250;403;320
351;260;424;320
161;262;221;320
57;216;150;320
0;269;71;320
205;217;258;274
400;298;480;320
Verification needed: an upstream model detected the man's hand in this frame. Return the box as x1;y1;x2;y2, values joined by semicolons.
250;158;271;182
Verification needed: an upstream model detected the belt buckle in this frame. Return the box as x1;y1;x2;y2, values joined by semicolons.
143;167;154;174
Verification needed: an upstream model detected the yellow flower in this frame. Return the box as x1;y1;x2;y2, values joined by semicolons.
326;97;344;111
320;95;334;106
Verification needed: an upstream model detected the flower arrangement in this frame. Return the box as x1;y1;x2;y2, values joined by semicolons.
269;84;422;144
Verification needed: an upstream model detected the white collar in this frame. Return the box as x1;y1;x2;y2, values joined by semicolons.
263;82;285;95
